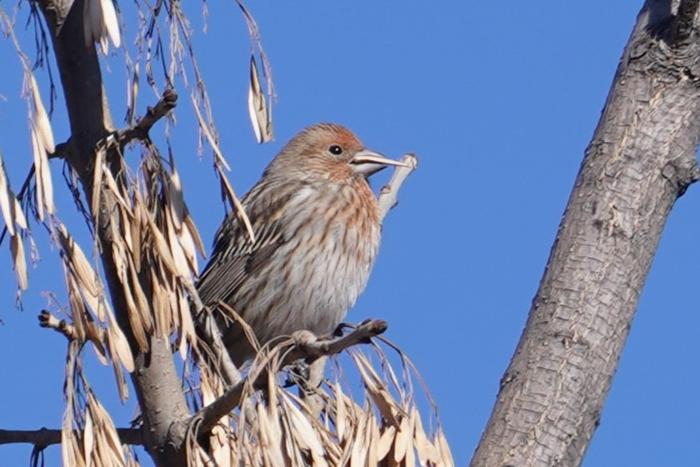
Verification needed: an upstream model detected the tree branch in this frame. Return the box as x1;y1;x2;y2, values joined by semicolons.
37;309;78;340
115;89;178;146
37;310;108;357
472;3;700;465
378;153;418;222
191;319;388;439
0;427;143;447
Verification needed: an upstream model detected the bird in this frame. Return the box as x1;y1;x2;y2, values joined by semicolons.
196;123;406;366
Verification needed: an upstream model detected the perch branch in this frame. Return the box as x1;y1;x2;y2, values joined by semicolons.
288;319;388;361
191;319;388;439
378;153;418;221
0;427;143;447
114;89;178;146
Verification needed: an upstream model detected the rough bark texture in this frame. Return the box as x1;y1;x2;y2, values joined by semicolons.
38;1;190;465
472;2;700;466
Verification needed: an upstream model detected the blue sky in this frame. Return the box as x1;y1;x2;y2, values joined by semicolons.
1;1;698;466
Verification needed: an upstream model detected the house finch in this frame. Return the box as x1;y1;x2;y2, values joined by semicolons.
197;123;405;366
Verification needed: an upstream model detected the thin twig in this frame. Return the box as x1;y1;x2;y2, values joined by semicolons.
191;319;388;439
0;427;143;447
378;153;418;222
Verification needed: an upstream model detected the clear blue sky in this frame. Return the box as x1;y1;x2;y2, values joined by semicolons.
1;1;698;466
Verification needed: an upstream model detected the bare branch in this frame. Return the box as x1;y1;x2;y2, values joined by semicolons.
378;153;418;222
37;309;78;340
289;319;388;362
191;319;388;439
37;310;107;358
115;89;177;146
0;427;143;447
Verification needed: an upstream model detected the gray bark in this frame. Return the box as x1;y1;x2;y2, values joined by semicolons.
472;2;700;466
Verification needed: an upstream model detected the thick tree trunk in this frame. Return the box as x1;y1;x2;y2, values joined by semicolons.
472;2;700;466
39;1;190;465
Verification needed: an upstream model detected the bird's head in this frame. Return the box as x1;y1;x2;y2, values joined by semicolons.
266;123;406;183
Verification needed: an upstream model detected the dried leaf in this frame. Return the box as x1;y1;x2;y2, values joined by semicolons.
283;395;327;467
354;353;401;426
28;73;55;153
247;55;272;143
349;410;368;467
84;409;94;467
393;413;412;462
127;255;153;332
113;242;148;351
0;157;15;236
99;0;121;48
366;412;379;467
29;128;45;221
377;425;396;461
144;211;180;279
412;406;439;465
107;317;135;372
90;393;126;464
166;168;186;229
335;381;346;441
185;214;206;258
164;208;193;279
56;224;100;298
102;168;132;212
127;65;139;123
12;197;27;230
177;221;199;274
83;0;120;51
10;234;28;290
436;429;455;466
91;148;104;218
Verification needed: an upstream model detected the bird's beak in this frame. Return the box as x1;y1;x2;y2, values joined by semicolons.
349;150;410;176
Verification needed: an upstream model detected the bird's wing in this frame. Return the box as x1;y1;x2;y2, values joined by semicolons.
195;185;292;308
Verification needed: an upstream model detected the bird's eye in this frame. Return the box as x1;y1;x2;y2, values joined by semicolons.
328;145;343;155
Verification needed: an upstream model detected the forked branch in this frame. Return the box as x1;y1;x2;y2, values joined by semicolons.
115;89;178;146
